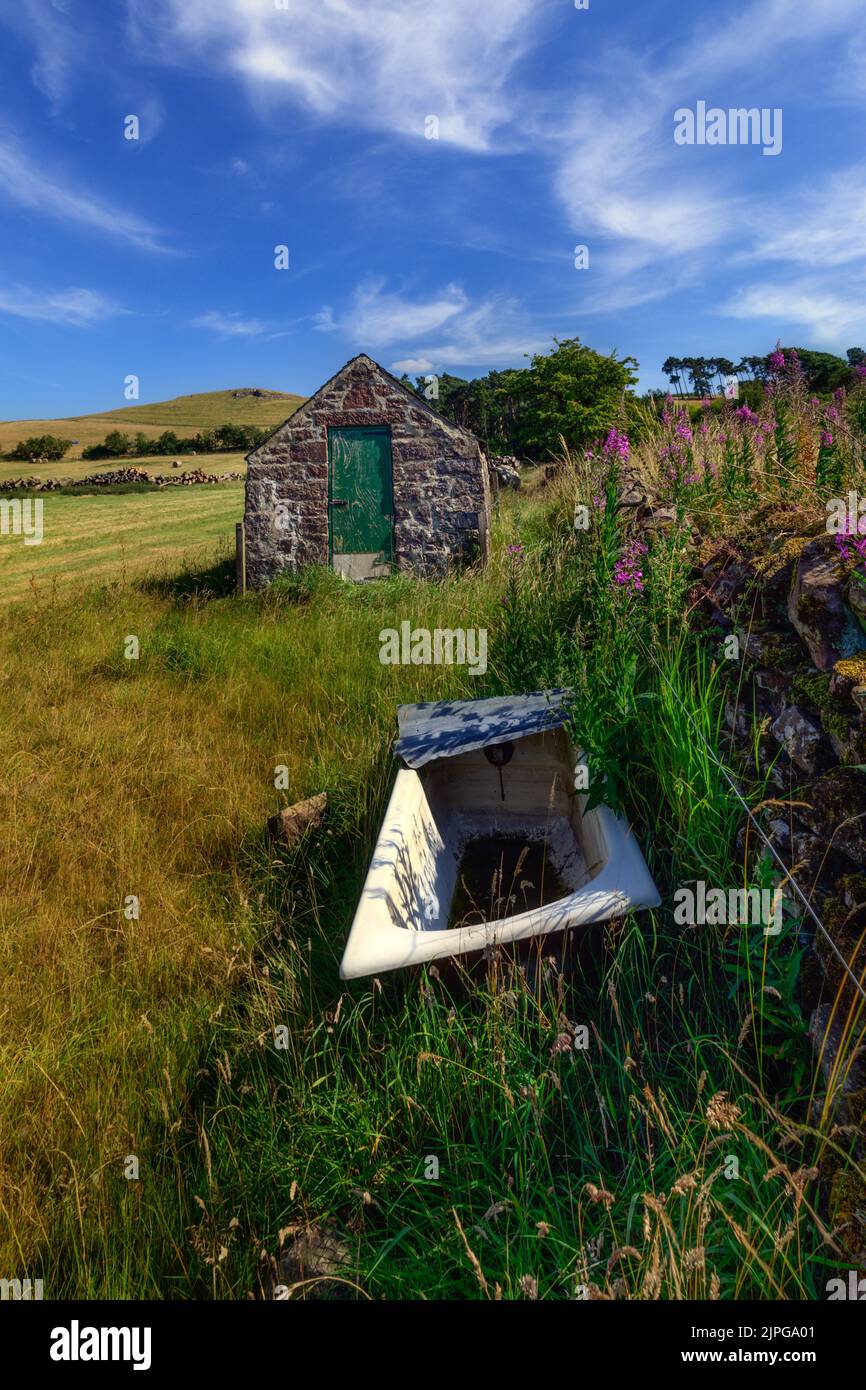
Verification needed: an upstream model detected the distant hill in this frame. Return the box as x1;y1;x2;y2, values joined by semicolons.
0;388;305;456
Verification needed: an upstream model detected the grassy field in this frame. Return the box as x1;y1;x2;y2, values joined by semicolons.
1;441;862;1300
0;387;303;458
0;485;244;603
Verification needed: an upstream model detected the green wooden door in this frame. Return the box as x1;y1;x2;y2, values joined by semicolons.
328;427;393;579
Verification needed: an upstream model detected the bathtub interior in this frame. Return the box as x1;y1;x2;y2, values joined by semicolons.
376;728;608;933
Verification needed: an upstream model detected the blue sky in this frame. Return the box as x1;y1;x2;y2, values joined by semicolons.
0;0;864;419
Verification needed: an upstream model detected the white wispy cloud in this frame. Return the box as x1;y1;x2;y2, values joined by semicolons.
2;0;81;107
133;0;544;151
669;0;866;87
318;278;549;371
740;165;866;268
0;137;171;252
391;356;436;376
554;98;740;257
190;310;271;338
315;279;468;346
0;285;121;326
722;280;866;343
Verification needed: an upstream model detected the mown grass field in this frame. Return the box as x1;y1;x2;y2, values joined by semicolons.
0;485;244;603
1;444;861;1301
0;387;303;458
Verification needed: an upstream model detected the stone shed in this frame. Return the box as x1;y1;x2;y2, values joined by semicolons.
241;354;491;586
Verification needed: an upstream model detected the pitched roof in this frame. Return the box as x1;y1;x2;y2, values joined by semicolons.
247;353;482;462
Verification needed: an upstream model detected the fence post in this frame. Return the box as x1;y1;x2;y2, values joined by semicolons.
236;521;246;595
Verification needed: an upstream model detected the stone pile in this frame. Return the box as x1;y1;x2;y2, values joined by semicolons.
150;468;244;485
488;455;521;490
3;475;74;490
2;468;244;490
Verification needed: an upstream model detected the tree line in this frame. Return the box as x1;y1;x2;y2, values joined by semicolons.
6;423;271;463
661;347;866;398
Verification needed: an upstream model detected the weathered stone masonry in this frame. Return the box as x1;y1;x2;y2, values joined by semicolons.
243;354;491;587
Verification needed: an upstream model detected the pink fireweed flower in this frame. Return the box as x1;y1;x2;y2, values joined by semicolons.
835;530;866;568
769;349;786;371
613;537;648;594
820;430;834;447
733;405;759;426
856;363;866;380
602;427;630;460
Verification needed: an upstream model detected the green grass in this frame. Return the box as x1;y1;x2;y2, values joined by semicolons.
0;485;244;603
0;456;863;1300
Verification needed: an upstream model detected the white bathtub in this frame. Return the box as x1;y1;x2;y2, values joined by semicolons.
340;727;660;979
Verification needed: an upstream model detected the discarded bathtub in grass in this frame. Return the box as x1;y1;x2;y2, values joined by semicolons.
339;692;660;979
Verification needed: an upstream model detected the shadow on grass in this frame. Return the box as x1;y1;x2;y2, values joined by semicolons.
137;555;237;601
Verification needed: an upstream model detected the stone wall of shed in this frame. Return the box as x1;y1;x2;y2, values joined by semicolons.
244;358;490;587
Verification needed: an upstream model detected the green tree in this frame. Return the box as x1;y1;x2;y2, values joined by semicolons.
415;340;637;459
103;430;132;457
662;357;686;396
10;434;70;462
513;338;638;459
153;430;181;456
768;348;850;393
